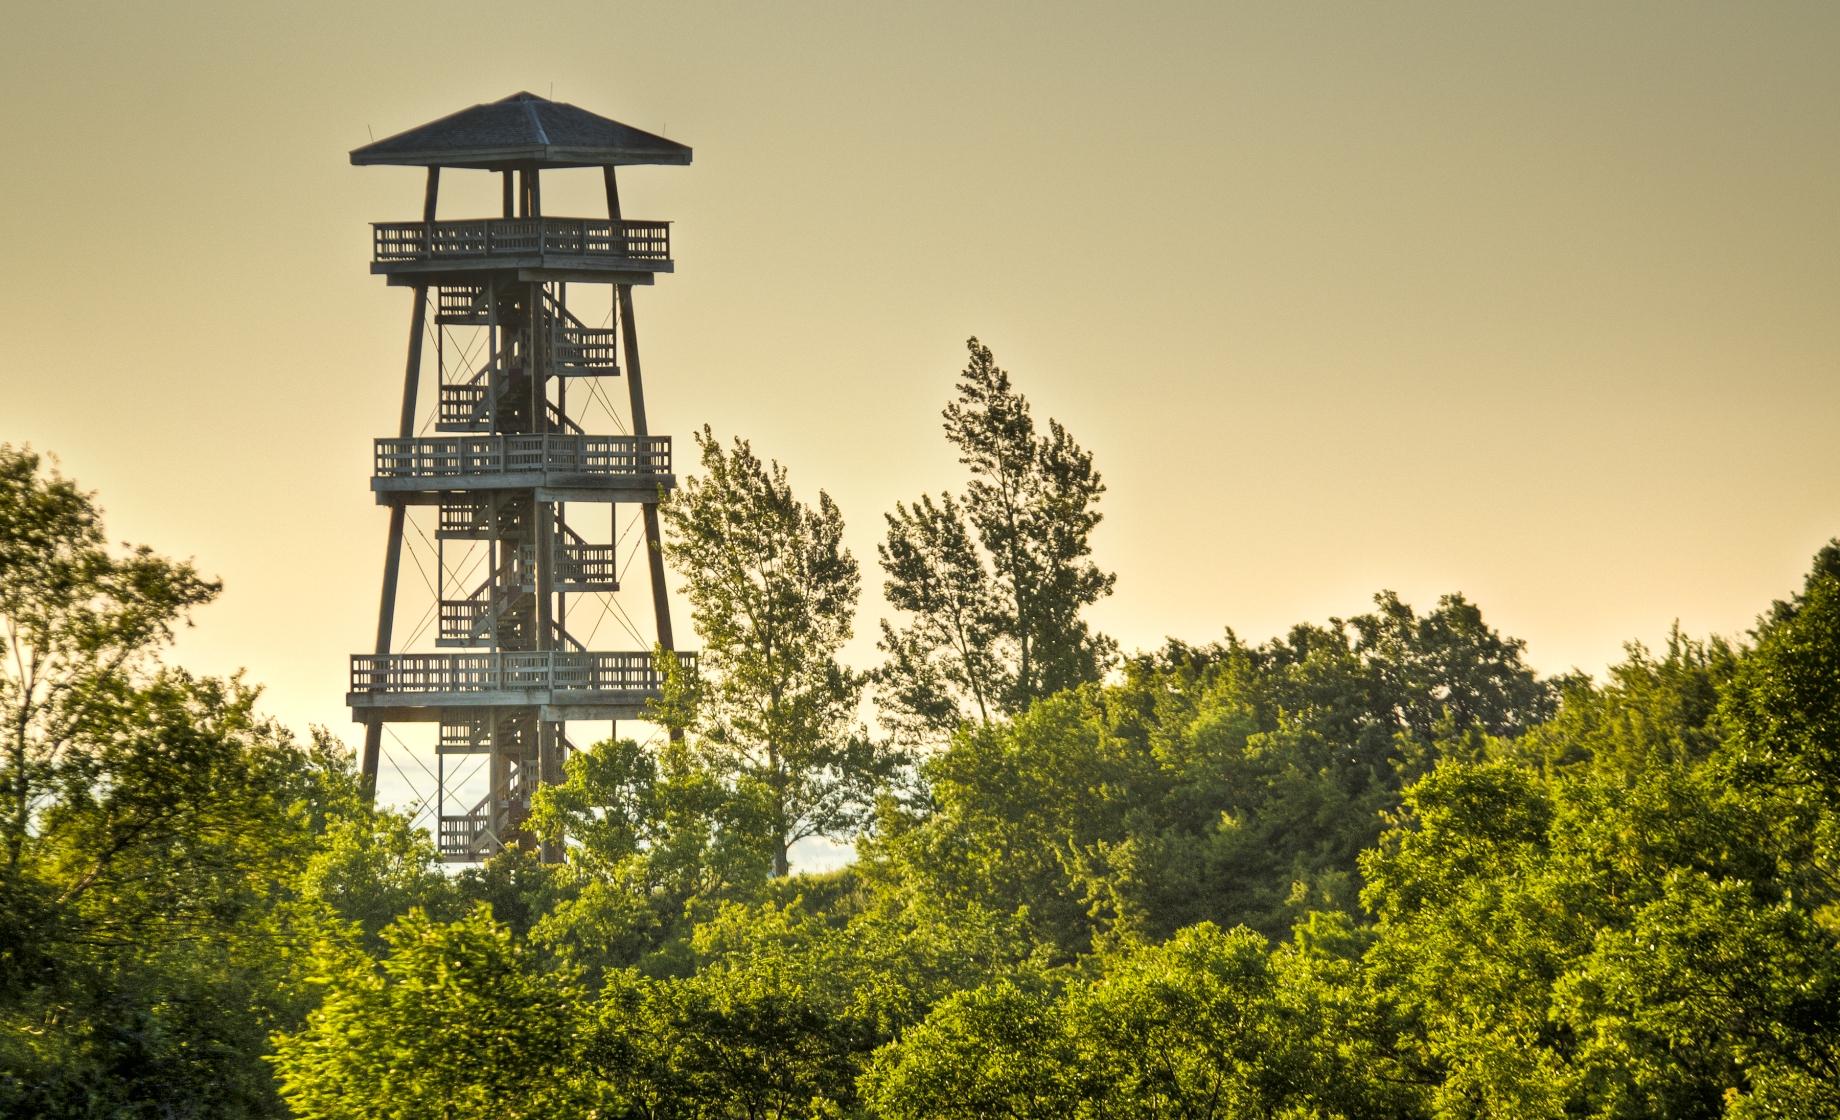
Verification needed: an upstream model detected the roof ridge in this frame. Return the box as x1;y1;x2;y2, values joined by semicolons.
523;98;550;145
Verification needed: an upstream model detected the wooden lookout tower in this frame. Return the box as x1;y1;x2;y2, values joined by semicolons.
346;93;695;862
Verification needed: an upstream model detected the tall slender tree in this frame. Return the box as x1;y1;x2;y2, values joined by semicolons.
0;446;220;874
660;428;892;876
878;338;1115;742
0;445;382;1118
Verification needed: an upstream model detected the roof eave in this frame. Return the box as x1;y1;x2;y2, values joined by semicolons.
350;143;693;169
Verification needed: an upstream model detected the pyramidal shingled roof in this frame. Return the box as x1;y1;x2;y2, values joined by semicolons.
351;92;692;170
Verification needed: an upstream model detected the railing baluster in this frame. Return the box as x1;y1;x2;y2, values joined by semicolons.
373;218;672;265
353;651;690;696
374;436;670;486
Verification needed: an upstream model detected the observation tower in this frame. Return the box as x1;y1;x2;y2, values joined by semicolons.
346;93;694;862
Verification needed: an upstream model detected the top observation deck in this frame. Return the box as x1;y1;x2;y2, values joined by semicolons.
370;217;672;283
351;91;692;170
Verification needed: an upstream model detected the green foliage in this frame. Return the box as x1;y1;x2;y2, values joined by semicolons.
1509;626;1735;779
652;894;1040;1115
1558;871;1840;1117
1357;595;1840;1118
524;734;773;975
878;338;1115;741
865;592;1555;953
0;447;376;1118
13;442;1840;1120
661;428;897;875
271;906;593;1120
1066;923;1362;1118
861;979;1082;1120
296;807;454;949
0;444;220;884
1733;558;1840;809
864;924;1394;1119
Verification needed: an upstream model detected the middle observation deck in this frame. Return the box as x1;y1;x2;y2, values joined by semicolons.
372;217;672;284
373;434;674;505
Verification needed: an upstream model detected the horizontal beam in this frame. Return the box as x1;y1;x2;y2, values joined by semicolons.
351;693;662;722
349;651;694;716
374;476;673;503
378;261;665;285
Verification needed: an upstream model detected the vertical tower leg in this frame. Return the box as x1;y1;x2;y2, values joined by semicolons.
538;720;562;863
360;282;430;801
490;715;511;856
618;284;676;653
361;168;439;803
603;167;675;653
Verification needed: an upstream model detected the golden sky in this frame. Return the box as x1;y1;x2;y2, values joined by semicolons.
5;1;1839;758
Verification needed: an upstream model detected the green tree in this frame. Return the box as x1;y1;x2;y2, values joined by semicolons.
271;905;593;1120
0;445;218;873
0;446;362;1118
294;805;455;950
864;923;1390;1119
1556;871;1840;1118
524;735;774;976
0;680;362;1119
1066;923;1381;1119
863;592;1555;953
860;979;1083;1120
661;429;894;876
878;338;1115;741
575;890;1042;1118
1724;542;1840;833
1356;579;1840;1120
645;906;867;1119
1507;626;1734;781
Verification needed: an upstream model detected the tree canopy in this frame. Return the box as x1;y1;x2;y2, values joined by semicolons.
878;338;1115;742
659;427;897;876
9;342;1840;1119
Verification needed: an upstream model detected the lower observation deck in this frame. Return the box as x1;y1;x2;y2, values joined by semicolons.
349;650;696;722
373;435;673;503
372;218;671;284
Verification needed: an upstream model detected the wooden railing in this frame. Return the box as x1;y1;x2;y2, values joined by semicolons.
439;554;532;645
437;496;529;539
374;435;672;479
437;384;493;430
435;285;490;323
438;810;492;856
437;713;542;753
439;766;527;859
351;651;696;695
439;716;495;753
555;542;618;586
373;218;671;265
553;325;620;374
438;599;491;643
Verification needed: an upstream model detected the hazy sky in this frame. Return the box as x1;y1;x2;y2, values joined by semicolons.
5;2;1839;770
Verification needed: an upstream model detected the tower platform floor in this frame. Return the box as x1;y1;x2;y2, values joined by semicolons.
349;650;695;722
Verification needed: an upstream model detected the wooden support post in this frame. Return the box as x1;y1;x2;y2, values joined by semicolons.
490;714;510;855
526;250;564;863
619;286;676;652
360;167;438;803
529;279;541;444
436;742;446;847
604;166;676;653
553;284;569;648
538;720;562;863
535;499;556;649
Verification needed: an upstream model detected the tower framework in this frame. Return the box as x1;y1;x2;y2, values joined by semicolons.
346;93;694;862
